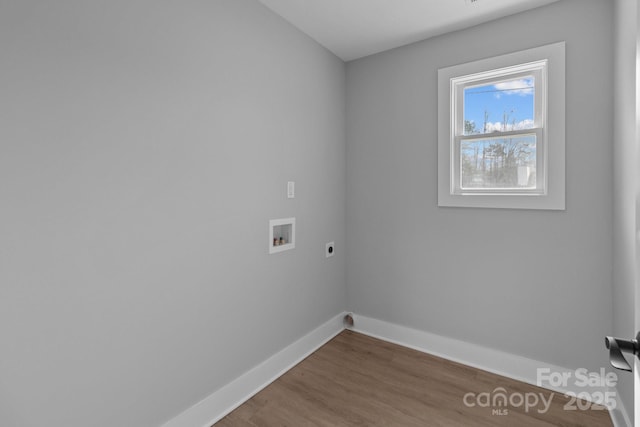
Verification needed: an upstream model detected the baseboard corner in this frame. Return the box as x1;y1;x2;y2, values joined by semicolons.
161;311;347;427
350;313;626;420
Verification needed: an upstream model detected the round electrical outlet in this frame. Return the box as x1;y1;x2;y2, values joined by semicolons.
325;242;335;258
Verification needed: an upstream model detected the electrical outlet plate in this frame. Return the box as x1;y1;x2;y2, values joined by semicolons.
326;241;335;258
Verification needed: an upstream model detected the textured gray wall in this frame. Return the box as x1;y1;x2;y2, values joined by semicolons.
346;0;613;373
0;1;346;426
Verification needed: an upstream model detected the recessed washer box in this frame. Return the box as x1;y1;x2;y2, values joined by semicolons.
269;217;295;254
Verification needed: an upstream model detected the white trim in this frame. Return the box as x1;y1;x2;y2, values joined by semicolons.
161;311;628;427
161;312;346;427
610;391;633;427
350;314;625;425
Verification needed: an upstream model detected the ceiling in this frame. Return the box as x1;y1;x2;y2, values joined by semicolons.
257;0;561;61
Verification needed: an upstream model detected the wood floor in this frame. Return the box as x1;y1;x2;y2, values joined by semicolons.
215;331;612;426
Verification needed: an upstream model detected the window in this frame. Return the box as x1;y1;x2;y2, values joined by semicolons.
438;42;565;210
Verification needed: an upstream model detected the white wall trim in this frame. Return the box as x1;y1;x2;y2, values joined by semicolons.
610;392;633;427
161;312;629;427
350;314;628;427
161;312;347;427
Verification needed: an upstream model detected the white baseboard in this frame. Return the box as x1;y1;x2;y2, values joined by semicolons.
161;312;347;427
160;311;631;427
610;392;632;427
350;313;630;427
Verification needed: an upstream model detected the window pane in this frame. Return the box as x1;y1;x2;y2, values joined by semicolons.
460;135;536;189
463;77;535;135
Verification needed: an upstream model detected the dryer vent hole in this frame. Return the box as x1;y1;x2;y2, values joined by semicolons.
344;314;354;327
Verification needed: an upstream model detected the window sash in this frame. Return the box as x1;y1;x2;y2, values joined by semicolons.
450;61;547;195
452;129;545;195
453;66;545;137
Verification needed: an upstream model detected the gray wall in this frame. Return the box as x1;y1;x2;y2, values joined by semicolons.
346;0;613;373
0;1;346;426
613;0;636;421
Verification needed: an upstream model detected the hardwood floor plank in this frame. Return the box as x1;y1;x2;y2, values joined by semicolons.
215;331;612;426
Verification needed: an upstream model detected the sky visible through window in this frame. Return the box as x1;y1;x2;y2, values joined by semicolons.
461;76;536;188
463;76;534;134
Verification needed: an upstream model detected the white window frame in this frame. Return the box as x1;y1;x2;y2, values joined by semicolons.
453;65;545;194
438;42;565;210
